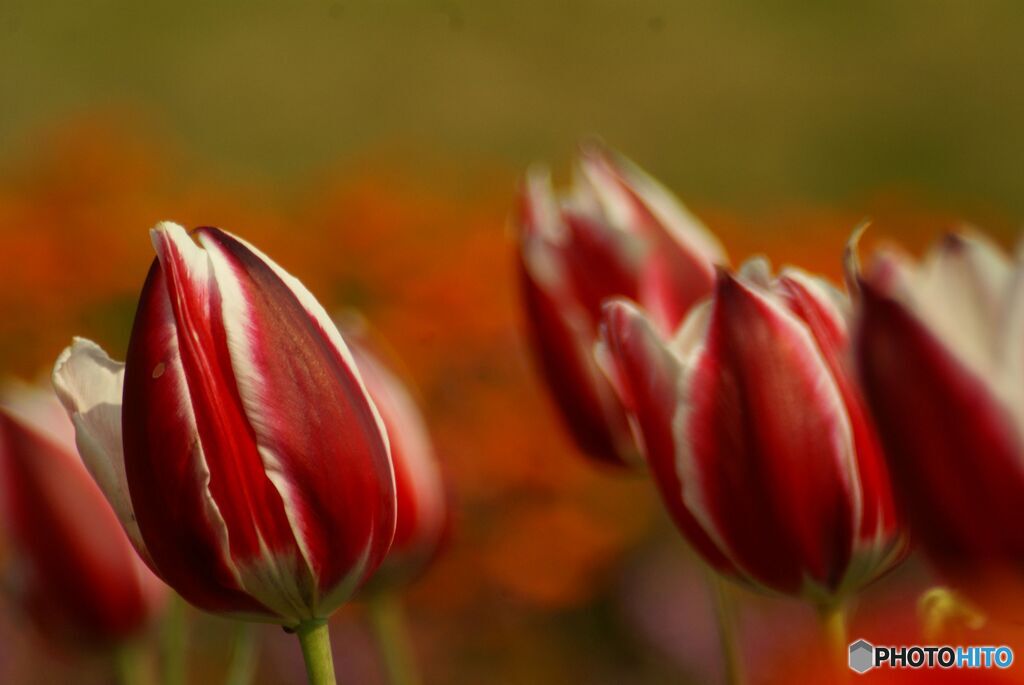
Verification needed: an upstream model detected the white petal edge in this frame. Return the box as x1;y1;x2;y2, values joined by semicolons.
196;227;396;609
51;337;151;561
578;148;727;267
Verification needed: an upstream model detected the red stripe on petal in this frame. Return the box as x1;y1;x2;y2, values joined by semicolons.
559;212;640;318
778;274;899;545
519;259;634;466
154;227;304;585
123;259;270;617
599;300;734;572
685;276;857;594
196;228;395;602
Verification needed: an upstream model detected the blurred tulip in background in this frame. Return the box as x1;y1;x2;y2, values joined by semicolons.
856;231;1024;619
346;330;446;591
515;146;727;467
0;384;165;650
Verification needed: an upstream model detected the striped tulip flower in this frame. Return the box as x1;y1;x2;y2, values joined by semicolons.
856;232;1024;614
341;329;445;685
0;384;165;648
597;259;905;607
344;332;446;589
517;145;726;467
52;222;396;682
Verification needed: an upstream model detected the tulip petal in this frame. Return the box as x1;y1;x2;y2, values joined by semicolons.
915;233;1013;375
196;227;396;613
51;338;150;562
559;212;641;317
124;226;270;618
0;405;159;642
857;283;1024;569
776;271;898;547
578;145;725;333
520;259;635;465
681;275;858;594
597;300;734;572
348;341;446;575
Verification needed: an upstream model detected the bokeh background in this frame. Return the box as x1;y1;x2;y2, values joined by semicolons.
1;2;1023;683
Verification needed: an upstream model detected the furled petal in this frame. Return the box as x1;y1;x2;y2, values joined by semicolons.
578;145;726;333
911;233;1014;378
558;212;641;317
194;226;395;615
123;225;271;619
597;300;735;572
0;397;162;644
680;274;858;594
346;337;445;582
775;270;898;547
857;281;1024;572
52;337;149;560
519;257;635;465
518;175;637;466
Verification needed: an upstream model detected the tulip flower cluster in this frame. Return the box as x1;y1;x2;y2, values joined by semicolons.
516;147;1024;676
0;140;1019;685
517;151;906;611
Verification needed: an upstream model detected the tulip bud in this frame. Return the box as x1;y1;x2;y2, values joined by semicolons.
597;259;904;603
0;384;165;647
516;145;726;466
52;223;396;627
342;326;446;589
855;232;1024;613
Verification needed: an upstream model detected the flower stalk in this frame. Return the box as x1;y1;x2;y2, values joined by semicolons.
368;592;420;685
296;620;337;685
709;574;745;685
819;603;848;677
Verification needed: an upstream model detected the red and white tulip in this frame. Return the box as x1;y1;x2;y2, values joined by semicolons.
52;223;397;627
855;232;1024;612
598;259;904;603
517;146;726;466
344;332;446;588
0;384;165;647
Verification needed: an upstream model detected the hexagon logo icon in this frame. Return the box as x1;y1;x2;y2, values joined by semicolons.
849;639;875;674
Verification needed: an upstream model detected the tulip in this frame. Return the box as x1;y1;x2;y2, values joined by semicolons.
339;327;445;685
344;335;445;589
855;231;1024;616
53;222;397;684
596;258;905;608
0;383;165;649
516;145;726;466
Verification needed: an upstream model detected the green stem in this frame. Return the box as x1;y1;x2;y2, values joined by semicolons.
819;603;848;677
296;619;337;685
160;594;188;685
708;573;745;685
113;640;152;685
225;623;259;685
367;593;420;685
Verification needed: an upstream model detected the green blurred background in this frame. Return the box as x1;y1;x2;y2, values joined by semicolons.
3;0;1024;214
